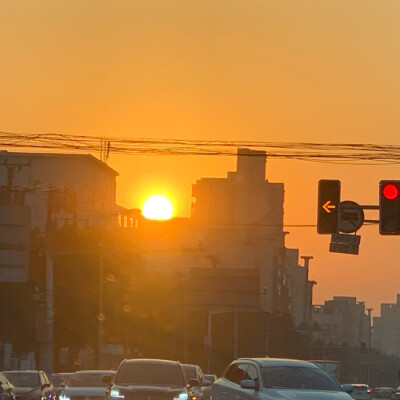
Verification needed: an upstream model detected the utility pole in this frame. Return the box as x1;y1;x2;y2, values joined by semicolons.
97;241;104;368
41;185;55;374
301;256;313;325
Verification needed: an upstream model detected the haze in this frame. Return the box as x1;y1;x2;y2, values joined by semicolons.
0;0;399;313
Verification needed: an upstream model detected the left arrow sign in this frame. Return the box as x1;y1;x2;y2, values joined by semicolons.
317;179;341;234
322;200;336;213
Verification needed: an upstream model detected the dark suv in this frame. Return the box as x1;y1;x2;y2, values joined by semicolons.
107;359;194;400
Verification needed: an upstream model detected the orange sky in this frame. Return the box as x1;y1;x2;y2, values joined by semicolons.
0;0;399;314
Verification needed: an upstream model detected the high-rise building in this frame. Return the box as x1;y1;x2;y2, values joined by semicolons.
373;294;400;356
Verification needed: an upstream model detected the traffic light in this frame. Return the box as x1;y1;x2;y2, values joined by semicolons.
317;180;341;234
379;180;400;235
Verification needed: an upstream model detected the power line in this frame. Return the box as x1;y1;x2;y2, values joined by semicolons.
0;130;398;164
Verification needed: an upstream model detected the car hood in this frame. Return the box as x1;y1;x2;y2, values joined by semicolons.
64;387;108;396
259;389;351;400
115;385;186;396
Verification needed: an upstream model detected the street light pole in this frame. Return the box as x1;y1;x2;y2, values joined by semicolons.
97;240;105;368
264;314;285;356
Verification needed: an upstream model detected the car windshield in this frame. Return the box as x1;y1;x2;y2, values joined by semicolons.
68;373;110;387
51;375;65;386
260;366;341;391
115;363;185;386
183;366;197;382
3;372;40;388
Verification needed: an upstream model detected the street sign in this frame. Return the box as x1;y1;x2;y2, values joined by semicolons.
330;233;361;255
317;180;341;234
338;201;364;233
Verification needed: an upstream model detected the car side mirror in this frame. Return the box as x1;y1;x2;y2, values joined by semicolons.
189;378;200;387
42;383;51;389
201;379;212;387
240;380;256;390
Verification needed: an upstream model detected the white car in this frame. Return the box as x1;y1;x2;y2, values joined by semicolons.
210;358;352;400
59;370;115;400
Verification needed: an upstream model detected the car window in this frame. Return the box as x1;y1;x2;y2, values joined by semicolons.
261;366;341;391
115;363;185;386
3;372;40;387
224;363;254;385
69;373;110;387
182;365;197;383
246;365;258;381
197;367;204;383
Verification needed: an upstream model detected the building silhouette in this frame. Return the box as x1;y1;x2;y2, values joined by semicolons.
0;151;119;372
373;294;400;357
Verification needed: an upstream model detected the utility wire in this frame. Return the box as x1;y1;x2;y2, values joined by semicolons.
0;131;398;164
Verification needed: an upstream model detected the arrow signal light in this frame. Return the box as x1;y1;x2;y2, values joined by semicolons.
317;179;341;234
322;201;336;213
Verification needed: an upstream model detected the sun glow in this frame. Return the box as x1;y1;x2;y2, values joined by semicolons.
142;195;174;220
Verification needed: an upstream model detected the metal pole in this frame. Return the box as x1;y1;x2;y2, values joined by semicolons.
44;186;54;374
98;242;104;368
183;287;187;364
233;312;238;359
45;246;54;373
206;312;212;373
264;314;285;356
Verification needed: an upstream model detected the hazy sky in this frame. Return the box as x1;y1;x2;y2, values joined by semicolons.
0;0;399;314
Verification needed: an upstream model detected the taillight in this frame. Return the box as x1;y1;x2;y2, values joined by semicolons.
367;388;371;393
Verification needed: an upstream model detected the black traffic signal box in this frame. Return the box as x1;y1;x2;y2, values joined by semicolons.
317;180;341;234
379;180;400;235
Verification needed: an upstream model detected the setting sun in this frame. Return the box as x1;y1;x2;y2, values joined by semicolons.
142;195;174;220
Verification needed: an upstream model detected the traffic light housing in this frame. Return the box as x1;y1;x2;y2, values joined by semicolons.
317;180;341;234
379;180;400;235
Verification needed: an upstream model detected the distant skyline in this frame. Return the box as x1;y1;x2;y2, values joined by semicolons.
0;0;398;314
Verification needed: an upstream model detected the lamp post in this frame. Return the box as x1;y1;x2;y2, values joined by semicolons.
264;314;286;356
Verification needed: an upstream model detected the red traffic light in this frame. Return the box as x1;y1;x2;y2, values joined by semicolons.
379;180;400;235
382;183;399;200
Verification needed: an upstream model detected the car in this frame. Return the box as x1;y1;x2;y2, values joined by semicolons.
106;359;195;400
341;384;372;400
204;375;217;385
210;358;353;400
204;374;217;384
0;372;16;400
58;370;115;400
50;373;73;400
373;387;395;399
182;364;212;400
3;370;55;400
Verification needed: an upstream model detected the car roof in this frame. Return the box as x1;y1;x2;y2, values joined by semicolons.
121;359;181;366
3;370;41;374
235;358;320;368
182;364;199;371
73;370;115;375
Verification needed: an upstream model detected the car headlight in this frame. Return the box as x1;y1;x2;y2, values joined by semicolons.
59;392;70;400
173;393;189;400
110;389;124;399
